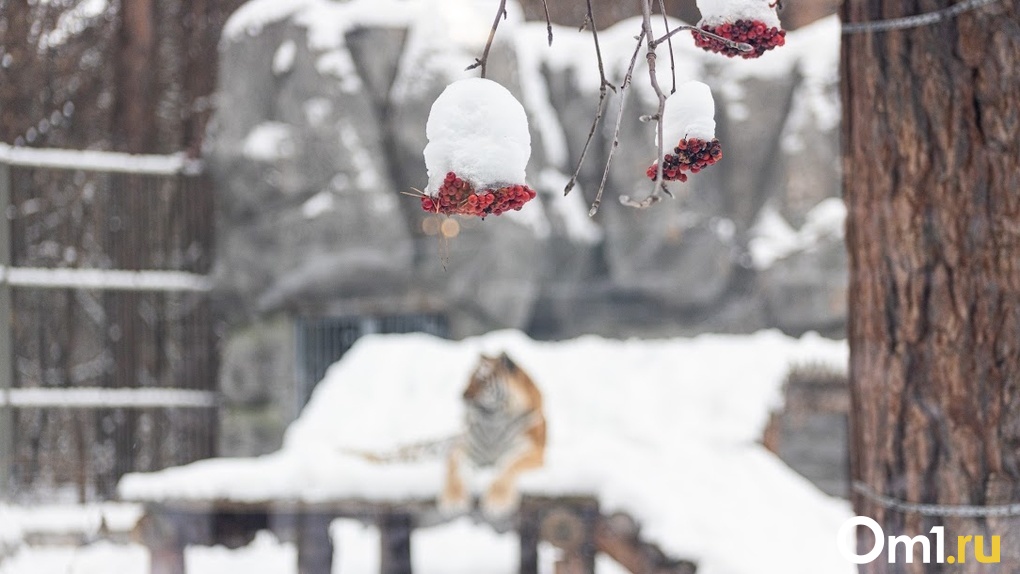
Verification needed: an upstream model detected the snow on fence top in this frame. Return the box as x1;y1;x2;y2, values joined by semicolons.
0;144;201;175
0;388;217;409
120;330;852;574
0;267;213;292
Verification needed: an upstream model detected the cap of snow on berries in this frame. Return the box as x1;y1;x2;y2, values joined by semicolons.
693;0;785;59
420;78;538;218
648;81;722;183
421;78;536;217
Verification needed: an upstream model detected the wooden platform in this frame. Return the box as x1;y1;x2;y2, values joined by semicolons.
136;496;697;574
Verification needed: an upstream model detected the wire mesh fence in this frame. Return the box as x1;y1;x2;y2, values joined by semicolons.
0;147;217;502
296;313;450;407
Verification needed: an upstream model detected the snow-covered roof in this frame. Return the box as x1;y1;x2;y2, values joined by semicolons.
121;330;853;574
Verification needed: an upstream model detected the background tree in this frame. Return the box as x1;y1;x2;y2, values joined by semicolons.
842;0;1020;571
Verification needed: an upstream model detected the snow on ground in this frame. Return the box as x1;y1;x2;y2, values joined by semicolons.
0;541;147;574
0;507;22;551
121;330;853;574
0;518;628;574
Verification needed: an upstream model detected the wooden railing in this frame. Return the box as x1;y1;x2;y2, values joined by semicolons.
136;496;697;574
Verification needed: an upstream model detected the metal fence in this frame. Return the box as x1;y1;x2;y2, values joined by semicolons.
0;144;217;502
296;313;450;407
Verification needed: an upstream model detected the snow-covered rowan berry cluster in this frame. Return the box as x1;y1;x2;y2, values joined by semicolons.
646;137;723;183
693;20;786;59
421;172;536;217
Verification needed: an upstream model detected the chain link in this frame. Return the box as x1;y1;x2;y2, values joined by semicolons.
854;482;1020;518
841;0;1002;34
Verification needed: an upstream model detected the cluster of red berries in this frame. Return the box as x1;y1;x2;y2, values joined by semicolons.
420;172;537;217
693;20;786;59
646;137;723;182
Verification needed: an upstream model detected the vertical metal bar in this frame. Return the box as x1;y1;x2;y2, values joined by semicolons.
0;161;14;500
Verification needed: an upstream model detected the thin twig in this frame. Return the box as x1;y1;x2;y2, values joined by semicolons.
657;0;676;94
619;0;670;210
466;0;509;78
652;24;751;52
589;29;646;217
540;0;553;45
564;0;617;197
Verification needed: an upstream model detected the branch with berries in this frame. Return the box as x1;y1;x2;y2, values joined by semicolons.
418;0;786;222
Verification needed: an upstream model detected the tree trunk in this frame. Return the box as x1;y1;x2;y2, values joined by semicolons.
842;0;1020;572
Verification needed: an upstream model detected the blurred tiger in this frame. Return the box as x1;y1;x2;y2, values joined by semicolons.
440;351;547;517
341;352;546;517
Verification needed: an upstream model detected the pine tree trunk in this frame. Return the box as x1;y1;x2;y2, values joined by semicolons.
842;0;1020;572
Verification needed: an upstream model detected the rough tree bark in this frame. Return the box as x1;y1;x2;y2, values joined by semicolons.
842;0;1020;572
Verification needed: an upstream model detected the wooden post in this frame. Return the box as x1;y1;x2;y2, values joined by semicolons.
541;500;598;574
379;512;413;574
576;501;598;574
297;513;334;574
138;511;187;574
519;499;541;574
0;161;13;501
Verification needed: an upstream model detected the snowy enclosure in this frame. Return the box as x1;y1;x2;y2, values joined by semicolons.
207;0;846;460
121;330;853;574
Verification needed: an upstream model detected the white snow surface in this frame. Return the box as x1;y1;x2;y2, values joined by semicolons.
39;0;109;49
0;519;628;574
0;503;143;539
121;330;852;574
0;507;22;547
0;542;146;574
0;266;212;292
660;81;717;147
422;78;531;195
242;122;295;161
0;387;217;409
0;144;199;176
749;198;846;268
272;40;296;75
696;0;782;28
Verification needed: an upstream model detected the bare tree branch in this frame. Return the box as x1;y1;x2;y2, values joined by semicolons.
652;24;752;52
588;29;646;217
657;0;676;94
541;0;553;45
618;0;670;210
564;0;616;197
619;3;749;210
466;0;509;78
